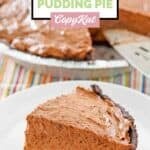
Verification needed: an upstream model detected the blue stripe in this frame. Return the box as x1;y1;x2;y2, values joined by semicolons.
141;75;146;93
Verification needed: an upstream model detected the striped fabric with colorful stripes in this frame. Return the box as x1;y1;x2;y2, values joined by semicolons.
0;55;149;99
0;56;54;99
131;68;150;95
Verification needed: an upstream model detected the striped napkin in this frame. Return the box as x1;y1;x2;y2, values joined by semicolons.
0;55;149;100
0;55;53;99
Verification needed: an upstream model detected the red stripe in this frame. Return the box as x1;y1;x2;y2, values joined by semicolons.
13;66;23;93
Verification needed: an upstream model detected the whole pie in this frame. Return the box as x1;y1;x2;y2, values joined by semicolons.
25;85;137;150
0;0;149;60
0;0;150;60
0;0;93;60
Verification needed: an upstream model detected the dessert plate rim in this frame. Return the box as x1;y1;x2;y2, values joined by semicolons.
0;43;128;70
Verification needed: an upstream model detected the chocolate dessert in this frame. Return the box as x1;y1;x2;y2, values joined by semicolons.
0;0;93;60
0;0;149;60
25;85;137;150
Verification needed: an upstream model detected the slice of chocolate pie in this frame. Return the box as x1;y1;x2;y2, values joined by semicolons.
25;85;137;150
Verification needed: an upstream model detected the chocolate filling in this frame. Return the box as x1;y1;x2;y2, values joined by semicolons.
91;84;138;148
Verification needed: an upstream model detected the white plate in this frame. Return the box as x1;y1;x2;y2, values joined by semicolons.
0;81;150;150
0;43;129;79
